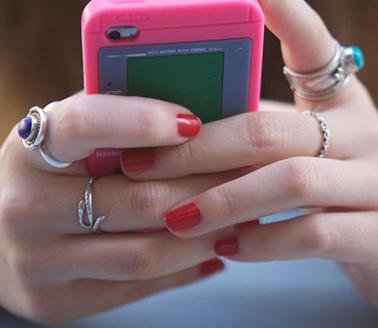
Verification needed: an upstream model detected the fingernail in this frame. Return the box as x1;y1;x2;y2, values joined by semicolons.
121;148;155;172
177;114;202;137
236;219;260;229
165;203;202;232
200;258;225;277
215;237;239;256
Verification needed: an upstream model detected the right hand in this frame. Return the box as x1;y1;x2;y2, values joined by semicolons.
0;93;234;324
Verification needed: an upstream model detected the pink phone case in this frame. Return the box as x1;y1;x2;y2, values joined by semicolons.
82;0;264;177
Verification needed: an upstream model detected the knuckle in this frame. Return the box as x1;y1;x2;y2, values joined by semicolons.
134;111;160;141
129;183;170;220
135;103;173;143
169;141;196;167
1;129;21;161
279;158;321;199
301;216;334;254
53;98;88;142
210;188;236;218
122;241;161;278
6;247;48;284
243;114;285;151
0;189;33;233
0;192;19;231
0;184;47;235
54;95;107;148
304;12;329;48
20;290;60;325
366;126;378;149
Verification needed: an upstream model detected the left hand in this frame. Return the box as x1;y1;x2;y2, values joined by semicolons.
120;0;378;306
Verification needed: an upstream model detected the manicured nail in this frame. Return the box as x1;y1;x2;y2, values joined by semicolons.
236;219;260;229
177;114;202;137
165;203;202;232
121;148;155;172
215;237;239;256
200;258;225;277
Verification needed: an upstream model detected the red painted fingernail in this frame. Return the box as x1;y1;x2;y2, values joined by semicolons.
165;203;202;232
200;258;225;277
236;219;261;229
121;148;155;172
215;237;239;256
177;114;202;137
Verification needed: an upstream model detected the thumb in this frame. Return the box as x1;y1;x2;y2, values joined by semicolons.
258;0;335;73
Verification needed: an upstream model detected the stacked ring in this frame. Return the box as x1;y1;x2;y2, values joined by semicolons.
283;41;365;100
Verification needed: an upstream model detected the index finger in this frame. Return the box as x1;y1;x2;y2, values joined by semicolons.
16;93;201;174
259;0;335;73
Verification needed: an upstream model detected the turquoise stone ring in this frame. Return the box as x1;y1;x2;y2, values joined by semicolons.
342;46;365;74
352;46;365;70
284;40;365;100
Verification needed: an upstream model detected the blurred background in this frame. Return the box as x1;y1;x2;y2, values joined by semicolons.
0;0;377;142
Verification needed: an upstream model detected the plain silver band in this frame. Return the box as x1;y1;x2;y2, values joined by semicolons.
78;177;106;233
38;144;73;169
303;111;331;158
283;41;350;100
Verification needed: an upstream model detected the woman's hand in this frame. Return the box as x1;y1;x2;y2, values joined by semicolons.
0;93;238;324
120;0;378;307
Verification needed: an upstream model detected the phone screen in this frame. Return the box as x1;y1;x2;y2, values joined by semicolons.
127;53;224;123
100;39;251;122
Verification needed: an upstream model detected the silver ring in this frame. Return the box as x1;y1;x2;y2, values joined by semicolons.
283;40;365;100
78;177;106;233
21;106;47;150
303;111;331;158
18;104;74;169
38;144;73;169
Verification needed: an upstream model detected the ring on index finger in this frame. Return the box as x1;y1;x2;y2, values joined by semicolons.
18;102;74;169
283;40;365;101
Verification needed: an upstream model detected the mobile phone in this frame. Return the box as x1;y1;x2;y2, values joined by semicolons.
82;0;264;177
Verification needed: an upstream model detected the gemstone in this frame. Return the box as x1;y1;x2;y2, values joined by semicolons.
352;46;365;70
18;116;33;139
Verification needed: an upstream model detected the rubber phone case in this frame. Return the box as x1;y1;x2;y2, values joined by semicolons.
82;0;264;177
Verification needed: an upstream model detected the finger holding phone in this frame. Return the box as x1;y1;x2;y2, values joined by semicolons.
128;0;378;308
0;0;266;322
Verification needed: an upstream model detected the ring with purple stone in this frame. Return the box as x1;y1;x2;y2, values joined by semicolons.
18;105;73;169
18;106;47;151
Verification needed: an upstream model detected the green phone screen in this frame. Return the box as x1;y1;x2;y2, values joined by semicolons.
127;53;224;123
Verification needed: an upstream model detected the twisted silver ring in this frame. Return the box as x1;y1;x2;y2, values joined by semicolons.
18;103;74;169
303;111;331;158
78;177;106;233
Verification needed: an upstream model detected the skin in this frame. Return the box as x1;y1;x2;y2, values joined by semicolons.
0;88;242;324
122;0;378;309
0;0;377;324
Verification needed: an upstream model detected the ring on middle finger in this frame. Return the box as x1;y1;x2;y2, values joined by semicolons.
303;111;331;158
78;177;106;233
